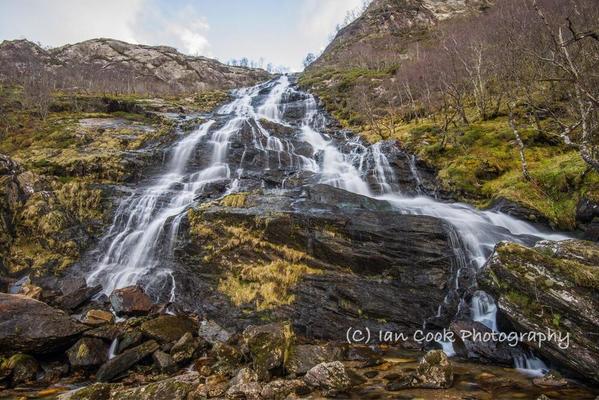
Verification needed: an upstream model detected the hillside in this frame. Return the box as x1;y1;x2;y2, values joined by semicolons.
0;38;270;94
300;0;599;235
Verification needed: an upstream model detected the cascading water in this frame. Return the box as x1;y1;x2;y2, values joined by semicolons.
87;76;567;375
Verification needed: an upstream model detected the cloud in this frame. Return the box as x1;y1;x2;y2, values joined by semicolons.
0;0;143;46
298;0;366;52
130;1;212;56
0;0;212;56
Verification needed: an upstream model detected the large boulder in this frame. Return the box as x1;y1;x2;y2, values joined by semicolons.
67;337;109;368
96;340;159;382
304;361;354;395
178;185;470;340
0;293;87;354
479;240;599;383
140;315;198;344
285;343;344;375
386;350;453;390
242;322;294;379
109;286;153;316
0;353;39;386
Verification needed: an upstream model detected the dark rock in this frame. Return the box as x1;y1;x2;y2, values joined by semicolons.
152;350;176;373
0;353;39;386
304;361;353;394
490;197;550;225
40;361;69;384
242;322;294;379
56;283;102;312
479;240;599;384
116;330;143;354
576;196;599;224
140;315;198;344
109;286;153;316
285;343;344;375
0;293;87;354
96;340;159;382
67;337;109;368
449;320;516;364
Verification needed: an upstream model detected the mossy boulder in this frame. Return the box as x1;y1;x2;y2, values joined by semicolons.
140;315;199;344
242;322;294;380
66;337;109;368
479;239;599;383
109;372;199;400
0;353;39;386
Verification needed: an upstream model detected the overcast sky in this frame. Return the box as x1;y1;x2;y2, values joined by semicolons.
0;0;365;71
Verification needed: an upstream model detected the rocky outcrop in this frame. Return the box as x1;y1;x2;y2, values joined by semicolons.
479;239;599;383
0;293;87;354
0;38;270;94
96;340;160;382
178;184;470;340
109;286;154;316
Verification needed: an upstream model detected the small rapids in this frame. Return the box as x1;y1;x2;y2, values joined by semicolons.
85;76;568;375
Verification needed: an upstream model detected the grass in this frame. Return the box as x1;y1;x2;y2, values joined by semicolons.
187;209;321;311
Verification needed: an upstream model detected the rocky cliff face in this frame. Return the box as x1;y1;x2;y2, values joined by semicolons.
310;0;491;69
0;38;270;93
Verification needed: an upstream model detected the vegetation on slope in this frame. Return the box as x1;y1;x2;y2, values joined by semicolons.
0;83;230;278
301;0;599;230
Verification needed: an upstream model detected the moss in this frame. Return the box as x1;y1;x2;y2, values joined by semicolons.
188;210;322;311
498;242;599;290
218;260;320;311
220;193;248;208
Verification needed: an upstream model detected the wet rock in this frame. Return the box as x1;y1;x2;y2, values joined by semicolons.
84;325;123;341
191;374;229;398
56;282;103;312
576;196;599;224
198;319;232;344
116;330;143;353
304;361;353;394
285;343;344;375
242;322;294;379
110;371;199;400
345;345;383;367
0;353;39;386
82;309;115;326
152;350;176;373
386;350;453;390
109;286;153;316
140;315;198;344
181;186;468;340
170;331;205;364
57;383;113;400
479;240;599;383
412;350;453;389
0;293;87;354
450;320;516;364
96;340;159;382
261;379;307;400
491;197;550;225
533;370;568;388
67;337;109;368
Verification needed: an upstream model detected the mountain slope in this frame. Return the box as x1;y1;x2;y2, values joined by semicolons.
300;0;599;235
0;38;270;94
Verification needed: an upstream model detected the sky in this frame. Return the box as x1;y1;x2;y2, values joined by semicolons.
0;0;366;71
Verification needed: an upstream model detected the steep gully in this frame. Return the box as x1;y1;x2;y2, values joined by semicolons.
83;76;568;375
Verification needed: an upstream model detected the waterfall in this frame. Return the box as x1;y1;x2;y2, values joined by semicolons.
86;77;569;373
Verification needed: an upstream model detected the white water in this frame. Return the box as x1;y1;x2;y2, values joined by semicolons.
108;338;119;359
87;77;567;375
